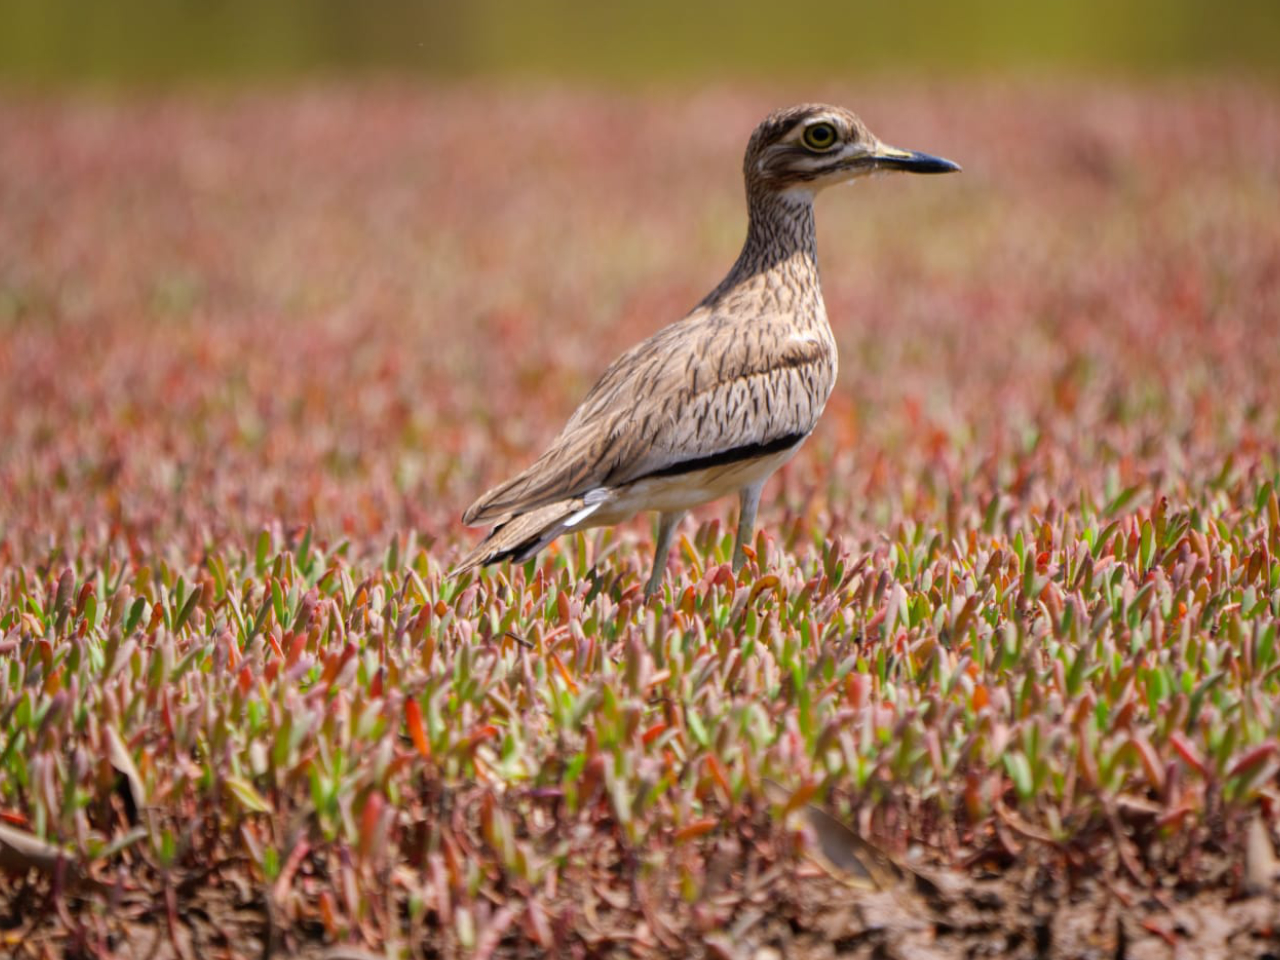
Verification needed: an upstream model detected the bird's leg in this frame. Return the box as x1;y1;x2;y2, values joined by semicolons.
732;481;765;573
645;510;686;599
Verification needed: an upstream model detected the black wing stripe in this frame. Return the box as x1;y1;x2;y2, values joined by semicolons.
641;432;805;481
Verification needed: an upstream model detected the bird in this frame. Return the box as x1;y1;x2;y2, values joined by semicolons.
456;103;959;597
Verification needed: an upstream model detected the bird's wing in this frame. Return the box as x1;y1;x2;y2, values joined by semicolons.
462;307;832;525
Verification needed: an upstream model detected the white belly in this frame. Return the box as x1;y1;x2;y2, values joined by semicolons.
584;440;805;526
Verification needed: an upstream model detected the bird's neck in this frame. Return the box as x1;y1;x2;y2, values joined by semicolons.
743;188;819;268
704;187;823;313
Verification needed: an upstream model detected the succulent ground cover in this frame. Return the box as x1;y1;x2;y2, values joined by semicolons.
2;82;1280;959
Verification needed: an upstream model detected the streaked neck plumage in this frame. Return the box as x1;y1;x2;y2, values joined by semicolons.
740;187;818;273
702;185;824;329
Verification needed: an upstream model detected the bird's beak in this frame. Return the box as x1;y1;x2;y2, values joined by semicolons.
868;142;961;174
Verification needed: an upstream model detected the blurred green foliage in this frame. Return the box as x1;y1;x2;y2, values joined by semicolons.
0;0;1277;84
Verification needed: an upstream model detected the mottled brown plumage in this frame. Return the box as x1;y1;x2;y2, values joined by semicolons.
457;104;959;595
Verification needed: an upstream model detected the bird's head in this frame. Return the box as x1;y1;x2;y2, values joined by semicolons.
744;104;960;197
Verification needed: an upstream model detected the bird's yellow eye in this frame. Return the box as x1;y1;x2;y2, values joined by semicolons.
802;122;838;152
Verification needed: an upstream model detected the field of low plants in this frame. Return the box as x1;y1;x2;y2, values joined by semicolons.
2;82;1280;958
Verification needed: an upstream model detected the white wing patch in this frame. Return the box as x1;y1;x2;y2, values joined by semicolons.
562;499;604;529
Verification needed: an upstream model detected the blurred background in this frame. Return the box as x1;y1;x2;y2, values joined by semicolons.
2;0;1279;559
1;0;1278;85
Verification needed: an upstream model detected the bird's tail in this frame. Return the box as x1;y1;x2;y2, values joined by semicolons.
451;496;603;578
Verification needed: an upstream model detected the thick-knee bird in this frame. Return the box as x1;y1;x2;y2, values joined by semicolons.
456;104;959;597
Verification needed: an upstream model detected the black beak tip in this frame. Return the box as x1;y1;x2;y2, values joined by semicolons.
906;151;962;174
